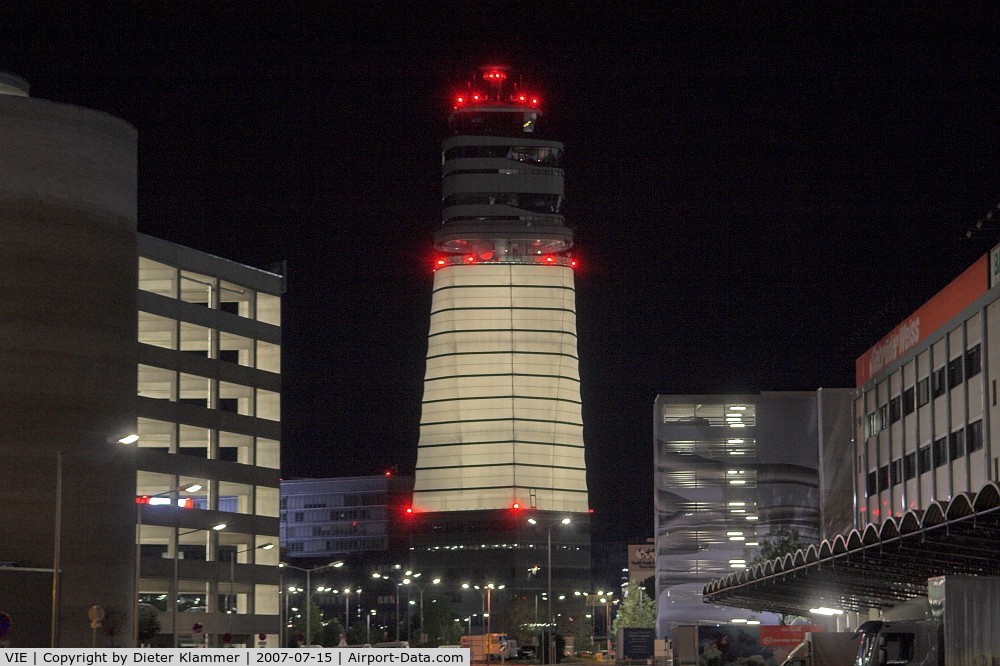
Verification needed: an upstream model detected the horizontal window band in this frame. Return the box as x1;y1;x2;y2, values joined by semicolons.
413;485;589;495
428;328;577;339
420;417;583;427
426;350;579;362
423;394;582;406
417;440;585;450
425;372;580;384
431;306;575;316
433;284;576;294
415;462;586;472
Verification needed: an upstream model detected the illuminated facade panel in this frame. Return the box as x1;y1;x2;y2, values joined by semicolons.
410;67;591;621
413;67;588;515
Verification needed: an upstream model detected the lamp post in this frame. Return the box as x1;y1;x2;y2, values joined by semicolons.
482;584;502;664
173;523;227;647
587;592;614;655
280;561;344;646
527;515;571;665
403;575;439;644
461;583;485;634
366;609;375;644
51;433;138;647
227;543;274;643
462;582;504;662
332;586;360;636
372;572;404;643
602;595;612;655
134;481;203;647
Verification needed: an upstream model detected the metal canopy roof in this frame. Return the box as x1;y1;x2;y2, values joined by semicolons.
702;482;1000;617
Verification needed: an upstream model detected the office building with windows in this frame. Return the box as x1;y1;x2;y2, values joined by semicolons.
653;390;852;636
409;67;591;618
280;475;414;561
854;247;1000;525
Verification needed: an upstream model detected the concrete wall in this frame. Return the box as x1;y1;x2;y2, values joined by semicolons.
0;91;138;646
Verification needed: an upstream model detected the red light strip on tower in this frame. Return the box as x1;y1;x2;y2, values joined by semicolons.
433;256;579;270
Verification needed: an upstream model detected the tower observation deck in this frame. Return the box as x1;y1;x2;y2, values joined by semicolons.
413;66;590;515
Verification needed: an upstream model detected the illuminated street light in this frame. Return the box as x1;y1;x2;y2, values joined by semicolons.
133;481;203;646
402;575;440;644
281;561;344;646
227;543;274;641
527;515;571;664
173;523;226;647
372;571;405;642
52;433;137;647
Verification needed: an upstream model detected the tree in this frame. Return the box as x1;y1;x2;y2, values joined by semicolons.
611;590;655;633
419;593;456;645
137;605;161;646
493;595;541;646
750;527;808;624
320;617;346;646
751;527;807;566
288;600;325;645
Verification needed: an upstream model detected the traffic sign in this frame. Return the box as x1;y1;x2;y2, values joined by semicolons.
87;606;105;622
193;622;203;634
0;612;12;640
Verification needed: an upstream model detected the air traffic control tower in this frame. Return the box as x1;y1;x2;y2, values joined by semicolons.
409;67;591;617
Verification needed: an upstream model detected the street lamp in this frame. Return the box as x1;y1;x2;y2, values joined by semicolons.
280;560;344;646
461;583;504;630
332;586;361;636
372;571;403;642
527;515;571;665
482;584;503;663
366;609;376;645
228;543;274;642
51;433;137;647
134;481;203;647
282;584;303;648
173;523;227;647
402;575;439;644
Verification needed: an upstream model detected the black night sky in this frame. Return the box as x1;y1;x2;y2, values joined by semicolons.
6;4;998;545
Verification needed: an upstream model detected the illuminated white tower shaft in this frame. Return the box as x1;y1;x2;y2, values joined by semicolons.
414;67;588;513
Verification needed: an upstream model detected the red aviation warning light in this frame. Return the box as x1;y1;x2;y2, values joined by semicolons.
483;69;507;82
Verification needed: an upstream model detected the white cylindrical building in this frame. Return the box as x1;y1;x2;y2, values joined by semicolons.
414;66;588;514
0;71;139;647
409;68;591;620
